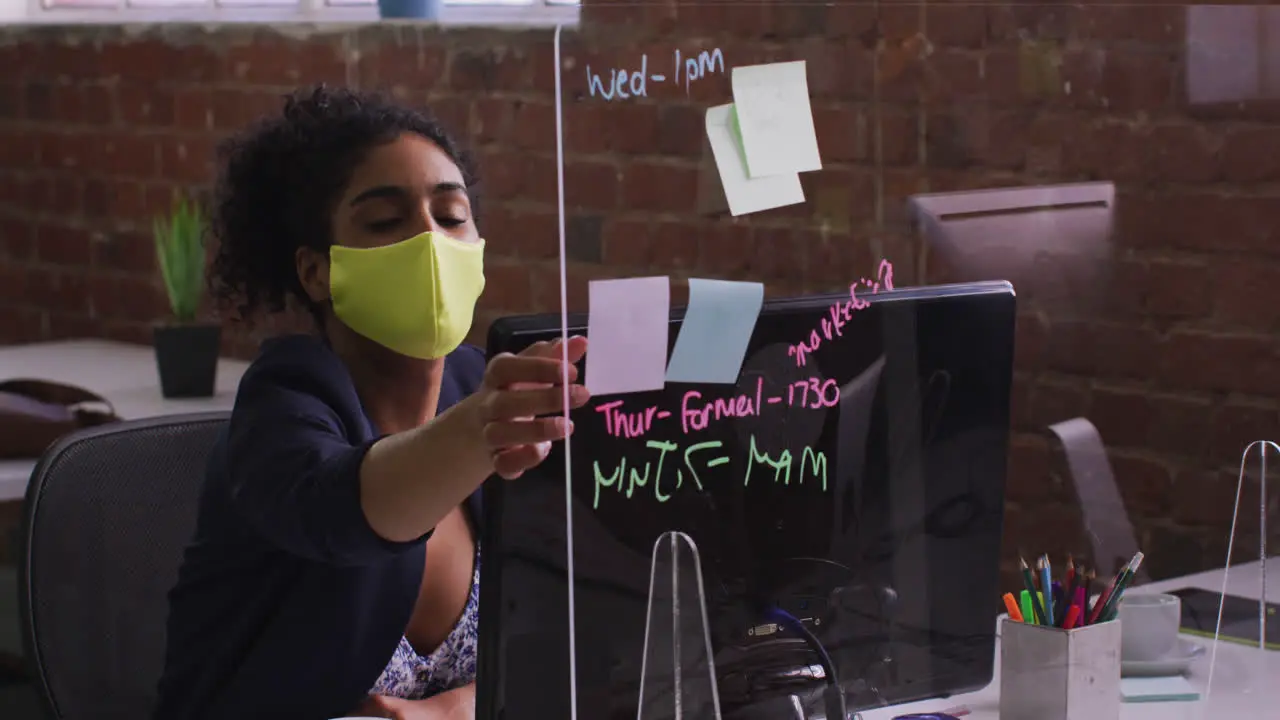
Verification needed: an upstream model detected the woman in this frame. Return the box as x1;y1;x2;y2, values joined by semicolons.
153;86;589;720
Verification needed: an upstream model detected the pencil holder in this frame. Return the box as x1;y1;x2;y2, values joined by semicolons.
999;617;1121;720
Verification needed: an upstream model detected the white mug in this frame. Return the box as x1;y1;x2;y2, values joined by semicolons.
1119;592;1181;662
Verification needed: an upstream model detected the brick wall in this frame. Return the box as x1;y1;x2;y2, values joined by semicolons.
1;5;1277;580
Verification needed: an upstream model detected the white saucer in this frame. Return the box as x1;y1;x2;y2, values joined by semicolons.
1121;638;1206;677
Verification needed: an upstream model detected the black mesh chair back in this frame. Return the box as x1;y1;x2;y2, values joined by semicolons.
19;412;228;719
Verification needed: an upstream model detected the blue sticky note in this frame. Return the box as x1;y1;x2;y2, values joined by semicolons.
666;278;764;384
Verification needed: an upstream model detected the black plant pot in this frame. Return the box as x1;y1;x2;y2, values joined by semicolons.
153;323;222;399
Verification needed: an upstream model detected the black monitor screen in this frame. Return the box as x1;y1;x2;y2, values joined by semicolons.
478;282;1016;720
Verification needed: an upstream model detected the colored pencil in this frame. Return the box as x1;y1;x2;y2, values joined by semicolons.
1089;552;1144;625
1039;555;1055;625
1020;556;1048;625
1083;569;1095;617
1063;557;1078;619
1070;587;1086;628
1099;552;1145;622
1008;552;1146;630
1052;581;1065;626
1088;566;1124;625
1063;604;1082;630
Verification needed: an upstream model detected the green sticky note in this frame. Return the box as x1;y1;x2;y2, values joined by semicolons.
728;105;745;152
704;103;805;217
727;105;753;172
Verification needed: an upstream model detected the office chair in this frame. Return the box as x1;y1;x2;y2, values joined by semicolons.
18;412;228;719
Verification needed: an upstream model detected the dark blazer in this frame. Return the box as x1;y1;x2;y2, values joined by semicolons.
154;334;486;719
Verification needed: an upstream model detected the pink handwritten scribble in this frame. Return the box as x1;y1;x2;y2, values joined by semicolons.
788;259;894;368
596;375;840;439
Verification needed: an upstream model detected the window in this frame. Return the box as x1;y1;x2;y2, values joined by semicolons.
1187;4;1280;104
20;0;578;25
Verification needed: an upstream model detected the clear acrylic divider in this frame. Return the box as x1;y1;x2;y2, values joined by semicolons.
1191;440;1280;717
534;5;1280;720
551;13;991;720
637;531;722;720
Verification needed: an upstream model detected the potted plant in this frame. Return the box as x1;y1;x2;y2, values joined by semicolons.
152;193;221;399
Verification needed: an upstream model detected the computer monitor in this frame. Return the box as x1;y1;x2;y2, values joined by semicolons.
477;281;1017;720
907;182;1114;258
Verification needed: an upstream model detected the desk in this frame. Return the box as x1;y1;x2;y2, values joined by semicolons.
859;557;1280;719
0;339;249;502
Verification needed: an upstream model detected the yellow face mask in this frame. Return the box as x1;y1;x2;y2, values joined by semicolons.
330;232;486;359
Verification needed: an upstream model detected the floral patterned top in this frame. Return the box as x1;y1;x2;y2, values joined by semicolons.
369;547;481;700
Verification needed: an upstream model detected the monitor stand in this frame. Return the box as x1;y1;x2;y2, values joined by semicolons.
636;531;723;720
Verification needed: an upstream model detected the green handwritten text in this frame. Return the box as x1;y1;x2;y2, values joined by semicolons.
591;435;828;509
743;436;829;491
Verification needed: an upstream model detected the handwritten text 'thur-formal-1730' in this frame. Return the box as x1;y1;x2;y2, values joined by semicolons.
594;375;840;440
587;48;725;100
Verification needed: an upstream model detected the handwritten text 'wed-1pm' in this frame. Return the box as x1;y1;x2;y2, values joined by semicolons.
587;48;725;100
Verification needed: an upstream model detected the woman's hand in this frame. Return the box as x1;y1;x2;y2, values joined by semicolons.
353;684;475;719
469;336;591;480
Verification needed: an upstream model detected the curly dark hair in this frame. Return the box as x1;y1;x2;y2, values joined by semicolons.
208;85;478;322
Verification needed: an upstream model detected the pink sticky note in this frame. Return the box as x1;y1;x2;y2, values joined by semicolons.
586;277;670;396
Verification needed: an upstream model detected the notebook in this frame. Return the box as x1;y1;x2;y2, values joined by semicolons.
1120;676;1200;703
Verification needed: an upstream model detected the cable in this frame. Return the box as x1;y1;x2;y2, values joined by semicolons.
765;607;835;683
763;607;847;720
